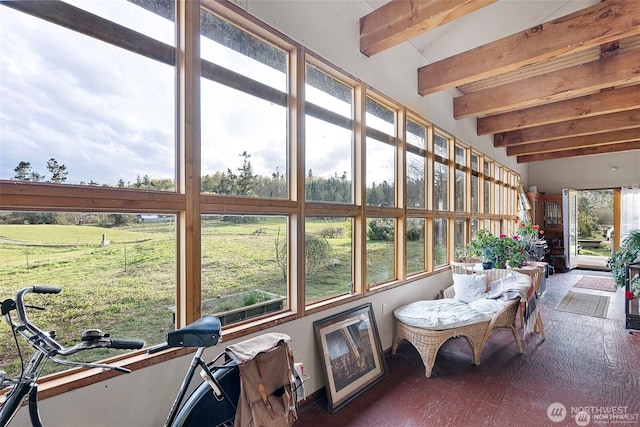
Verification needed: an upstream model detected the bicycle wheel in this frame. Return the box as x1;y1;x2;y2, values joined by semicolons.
171;361;241;427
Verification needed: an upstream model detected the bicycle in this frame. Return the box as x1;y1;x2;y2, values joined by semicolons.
1;286;307;426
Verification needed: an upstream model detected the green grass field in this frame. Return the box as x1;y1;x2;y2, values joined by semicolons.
1;217;397;377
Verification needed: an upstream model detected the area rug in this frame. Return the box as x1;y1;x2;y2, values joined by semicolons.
573;275;617;292
555;291;610;318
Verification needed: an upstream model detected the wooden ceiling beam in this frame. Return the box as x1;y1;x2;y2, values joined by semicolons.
477;84;640;135
516;141;640;163
454;48;640;118
360;0;496;57
506;128;640;156
495;108;640;146
418;0;640;95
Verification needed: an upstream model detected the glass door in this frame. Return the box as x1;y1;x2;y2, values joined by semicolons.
563;189;578;270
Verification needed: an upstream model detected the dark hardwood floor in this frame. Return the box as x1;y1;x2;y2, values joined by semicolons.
297;269;640;426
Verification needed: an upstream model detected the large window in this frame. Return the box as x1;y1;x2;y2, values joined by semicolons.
0;211;175;377
200;11;288;198
201;215;288;322
406;119;427;209
0;1;175;189
406;218;426;275
434;134;449;211
366;97;396;207
366;217;396;285
0;0;521;389
305;217;354;304
305;64;354;203
454;144;466;212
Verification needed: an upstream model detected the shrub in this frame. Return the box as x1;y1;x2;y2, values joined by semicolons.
367;218;394;241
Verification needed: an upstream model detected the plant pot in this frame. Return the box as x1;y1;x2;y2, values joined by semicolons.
170;290;285;326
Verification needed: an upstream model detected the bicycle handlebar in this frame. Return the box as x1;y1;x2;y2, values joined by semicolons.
4;286;144;373
109;339;146;350
15;286;63;353
31;285;62;294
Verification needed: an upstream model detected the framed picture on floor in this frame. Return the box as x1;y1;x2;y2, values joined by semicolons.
313;303;386;413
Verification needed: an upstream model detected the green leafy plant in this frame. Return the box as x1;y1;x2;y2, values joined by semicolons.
516;220;547;260
607;230;640;288
466;229;527;269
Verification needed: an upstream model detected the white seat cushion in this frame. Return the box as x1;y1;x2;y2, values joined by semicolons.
394;299;491;330
468;298;508;315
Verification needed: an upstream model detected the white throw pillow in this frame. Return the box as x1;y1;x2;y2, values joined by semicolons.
452;273;487;303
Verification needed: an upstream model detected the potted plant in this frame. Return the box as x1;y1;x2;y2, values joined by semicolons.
516;220;547;261
607;230;640;288
466;229;527;269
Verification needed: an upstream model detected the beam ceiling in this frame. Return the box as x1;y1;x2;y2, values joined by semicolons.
360;0;640;162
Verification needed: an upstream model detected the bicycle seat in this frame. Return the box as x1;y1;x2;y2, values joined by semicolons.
167;315;222;348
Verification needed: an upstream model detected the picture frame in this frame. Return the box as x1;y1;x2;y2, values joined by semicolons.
313;303;386;413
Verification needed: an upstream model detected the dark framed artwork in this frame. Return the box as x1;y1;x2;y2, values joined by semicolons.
313;303;386;413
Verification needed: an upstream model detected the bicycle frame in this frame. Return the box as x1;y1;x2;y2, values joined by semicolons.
1;287;307;426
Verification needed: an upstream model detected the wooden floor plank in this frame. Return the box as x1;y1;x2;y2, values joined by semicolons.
297;270;640;426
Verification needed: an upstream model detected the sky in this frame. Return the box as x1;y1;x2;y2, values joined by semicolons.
0;0;392;189
0;1;176;185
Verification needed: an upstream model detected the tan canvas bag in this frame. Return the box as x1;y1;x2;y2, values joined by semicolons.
227;333;297;427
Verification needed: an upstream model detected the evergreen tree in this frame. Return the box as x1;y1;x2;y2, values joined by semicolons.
13;161;32;180
46;158;68;183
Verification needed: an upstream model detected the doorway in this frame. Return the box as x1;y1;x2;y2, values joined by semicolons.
576;189;614;271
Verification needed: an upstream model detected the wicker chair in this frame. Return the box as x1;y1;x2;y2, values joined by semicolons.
392;269;525;378
450;261;479;274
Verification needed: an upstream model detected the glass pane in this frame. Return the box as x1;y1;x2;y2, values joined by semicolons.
366;98;395;135
471;153;479;172
305;66;353;203
201;11;286;92
0;5;175;188
433;218;447;267
0;211;176;377
454;219;465;257
201;81;287;197
200;10;288;197
495;182;501;214
201;215;288;326
305;217;353;304
406;119;426;149
366;138;395;207
68;0;174;44
484;180;491;213
366;217;396;285
471;218;480;239
483;161;491;176
406;151;425;209
434;161;448;210
306;117;353;203
455;168;465;212
471;174;479;213
455;145;465;165
406;218;425;275
305;64;352;118
434;134;448;158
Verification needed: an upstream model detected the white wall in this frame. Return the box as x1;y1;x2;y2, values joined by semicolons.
11;1;532;425
527;151;640;194
12;274;448;426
